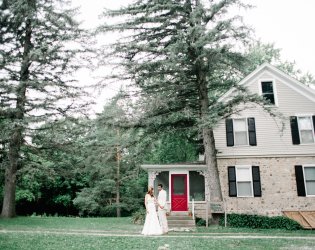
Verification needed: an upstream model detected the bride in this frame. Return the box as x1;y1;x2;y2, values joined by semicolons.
141;187;163;235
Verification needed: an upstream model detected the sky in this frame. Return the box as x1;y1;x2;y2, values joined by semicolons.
71;0;315;113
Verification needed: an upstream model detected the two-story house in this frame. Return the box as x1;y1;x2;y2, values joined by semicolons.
141;62;315;220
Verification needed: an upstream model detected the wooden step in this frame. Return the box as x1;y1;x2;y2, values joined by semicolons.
167;216;194;220
169;212;189;216
283;211;315;229
168;220;196;225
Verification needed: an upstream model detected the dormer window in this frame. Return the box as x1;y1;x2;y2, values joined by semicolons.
261;81;275;104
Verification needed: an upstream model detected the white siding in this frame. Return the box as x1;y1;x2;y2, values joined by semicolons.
214;72;315;158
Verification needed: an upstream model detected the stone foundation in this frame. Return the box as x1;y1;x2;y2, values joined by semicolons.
161;156;315;220
218;156;315;217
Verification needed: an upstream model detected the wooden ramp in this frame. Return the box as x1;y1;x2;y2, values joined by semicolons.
283;211;315;229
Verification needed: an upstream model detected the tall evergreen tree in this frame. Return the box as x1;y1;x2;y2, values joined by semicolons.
74;97;144;217
0;0;92;219
98;0;279;220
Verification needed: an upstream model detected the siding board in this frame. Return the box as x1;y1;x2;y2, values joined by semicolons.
214;72;315;157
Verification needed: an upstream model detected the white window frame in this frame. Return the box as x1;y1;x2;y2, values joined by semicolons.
302;164;315;197
257;78;279;107
296;115;315;145
235;165;253;198
188;171;206;202
232;118;250;147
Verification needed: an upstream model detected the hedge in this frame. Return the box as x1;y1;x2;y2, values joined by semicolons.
219;213;303;230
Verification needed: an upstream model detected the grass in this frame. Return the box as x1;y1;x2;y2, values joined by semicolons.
0;216;140;233
2;233;315;250
195;224;315;237
0;216;315;249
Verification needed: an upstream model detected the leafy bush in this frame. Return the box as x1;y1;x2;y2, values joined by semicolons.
220;213;303;230
131;208;146;224
54;213;58;217
196;217;207;226
31;212;36;217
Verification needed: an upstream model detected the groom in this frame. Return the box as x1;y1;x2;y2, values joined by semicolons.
157;184;168;234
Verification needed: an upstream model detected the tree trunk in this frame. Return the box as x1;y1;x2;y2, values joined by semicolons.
1;15;32;219
194;0;222;224
198;69;223;224
116;129;121;217
116;180;121;217
1;163;18;219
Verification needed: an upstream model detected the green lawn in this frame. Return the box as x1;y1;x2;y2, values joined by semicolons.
1;217;315;249
0;216;140;233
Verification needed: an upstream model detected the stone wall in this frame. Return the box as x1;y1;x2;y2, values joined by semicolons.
218;156;315;217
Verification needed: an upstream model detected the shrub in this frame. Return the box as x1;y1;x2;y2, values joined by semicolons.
31;212;36;217
54;213;58;217
196;217;207;226
131;208;146;224
220;213;303;230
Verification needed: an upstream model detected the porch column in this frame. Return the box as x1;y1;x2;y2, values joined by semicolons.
148;170;161;188
197;170;210;201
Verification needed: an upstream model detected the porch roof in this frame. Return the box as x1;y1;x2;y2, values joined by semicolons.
141;161;207;171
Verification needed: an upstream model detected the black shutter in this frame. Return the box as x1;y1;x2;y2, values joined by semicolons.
248;118;257;146
252;166;261;197
290;116;300;145
228;167;237;197
226;119;234;147
295;165;306;197
312;116;315;135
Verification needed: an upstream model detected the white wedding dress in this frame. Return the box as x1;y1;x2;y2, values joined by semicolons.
141;196;163;235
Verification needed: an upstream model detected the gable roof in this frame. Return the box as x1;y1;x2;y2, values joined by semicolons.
218;62;315;103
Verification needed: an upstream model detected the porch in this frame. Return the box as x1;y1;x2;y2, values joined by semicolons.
141;162;210;219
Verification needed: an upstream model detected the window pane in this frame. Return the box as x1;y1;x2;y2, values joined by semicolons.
300;130;314;144
262;82;273;94
154;171;169;201
237;182;252;196
236;168;251;181
189;171;205;201
305;167;315;181
298;117;312;130
172;176;186;195
235;131;248;145
234;119;246;131
263;93;275;104
306;181;315;195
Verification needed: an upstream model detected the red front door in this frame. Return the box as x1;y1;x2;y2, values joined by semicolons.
171;174;188;211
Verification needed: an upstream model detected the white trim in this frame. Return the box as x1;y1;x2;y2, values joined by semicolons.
232;118;249;147
141;164;207;171
217;153;315;159
295;113;314;116
257;78;279;107
302;164;315;197
303;164;315;167
218;62;315;103
297;115;315;145
235;165;254;198
188;171;206;202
